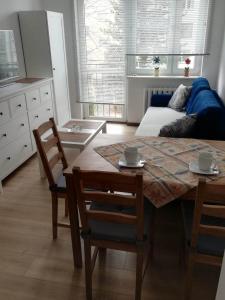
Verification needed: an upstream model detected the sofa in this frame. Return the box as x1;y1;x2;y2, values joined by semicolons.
135;77;225;140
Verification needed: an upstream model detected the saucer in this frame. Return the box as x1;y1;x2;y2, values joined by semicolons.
118;157;146;168
189;161;219;175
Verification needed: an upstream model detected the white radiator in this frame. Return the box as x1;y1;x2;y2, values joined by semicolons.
144;87;176;112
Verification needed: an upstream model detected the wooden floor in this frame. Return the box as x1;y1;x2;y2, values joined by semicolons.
0;124;221;299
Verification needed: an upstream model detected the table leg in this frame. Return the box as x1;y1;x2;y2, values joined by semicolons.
37;149;46;179
102;122;107;133
0;181;3;194
65;174;83;268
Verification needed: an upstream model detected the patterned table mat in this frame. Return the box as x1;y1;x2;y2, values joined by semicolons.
94;137;225;208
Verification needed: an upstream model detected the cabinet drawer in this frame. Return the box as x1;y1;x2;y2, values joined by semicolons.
0;133;32;180
26;89;41;110
40;84;52;103
9;94;26;116
0;102;10;125
42;101;53;120
29;101;53;130
0;113;29;150
28;110;42;130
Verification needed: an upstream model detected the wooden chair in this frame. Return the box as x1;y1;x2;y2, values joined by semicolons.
72;167;154;300
181;178;225;300
33;117;70;239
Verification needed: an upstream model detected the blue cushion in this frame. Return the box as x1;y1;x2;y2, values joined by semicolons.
187;89;222;115
86;198;154;243
181;201;225;257
151;93;173;107
186;89;225;140
186;77;211;114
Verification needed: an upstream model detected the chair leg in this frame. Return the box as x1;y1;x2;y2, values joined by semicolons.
135;250;144;300
185;252;194;300
65;196;69;217
51;193;58;239
84;239;92;300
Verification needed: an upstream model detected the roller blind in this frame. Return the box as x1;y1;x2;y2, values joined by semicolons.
75;0;127;104
128;0;212;55
75;0;212;104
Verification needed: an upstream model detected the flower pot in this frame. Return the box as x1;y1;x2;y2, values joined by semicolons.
154;68;160;76
184;68;189;77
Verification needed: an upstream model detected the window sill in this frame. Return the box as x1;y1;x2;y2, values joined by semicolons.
126;75;199;79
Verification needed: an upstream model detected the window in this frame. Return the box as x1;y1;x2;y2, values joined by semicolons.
88;104;123;119
127;0;212;75
75;0;212;114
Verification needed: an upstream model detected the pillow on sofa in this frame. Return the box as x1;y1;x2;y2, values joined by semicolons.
151;93;173;107
168;84;191;111
159;114;197;138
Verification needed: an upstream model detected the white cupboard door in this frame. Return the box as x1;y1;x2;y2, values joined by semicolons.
47;12;70;126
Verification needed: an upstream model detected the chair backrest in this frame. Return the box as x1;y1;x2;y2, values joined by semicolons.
33;118;68;188
72;167;145;241
191;178;225;249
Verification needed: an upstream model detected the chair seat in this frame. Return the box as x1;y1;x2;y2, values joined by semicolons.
50;173;66;193
84;198;154;244
181;201;225;257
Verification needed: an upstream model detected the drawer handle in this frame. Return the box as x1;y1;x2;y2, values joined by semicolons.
35;115;39;118
45;92;49;95
0;112;3;116
24;144;28;148
32;97;37;101
47;108;51;111
2;133;7;137
17;104;22;108
21;123;25;127
7;157;11;160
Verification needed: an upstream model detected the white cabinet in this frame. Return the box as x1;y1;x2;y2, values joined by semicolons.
0;79;54;190
18;10;71;126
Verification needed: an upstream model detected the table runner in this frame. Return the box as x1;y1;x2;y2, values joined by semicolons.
94;137;225;208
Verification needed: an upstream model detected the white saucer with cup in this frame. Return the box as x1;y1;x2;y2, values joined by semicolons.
189;152;219;175
189;151;219;175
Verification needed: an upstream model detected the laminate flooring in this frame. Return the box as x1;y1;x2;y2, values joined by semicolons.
0;124;221;300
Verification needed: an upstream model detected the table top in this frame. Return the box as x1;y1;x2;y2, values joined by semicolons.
63;119;106;130
48;119;106;148
64;134;225;175
64;134;225;205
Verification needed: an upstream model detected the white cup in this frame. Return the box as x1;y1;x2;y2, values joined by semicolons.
198;152;213;171
124;147;138;165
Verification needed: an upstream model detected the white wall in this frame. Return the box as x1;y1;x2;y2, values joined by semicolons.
0;0;43;79
42;0;82;118
202;0;225;88
217;27;225;104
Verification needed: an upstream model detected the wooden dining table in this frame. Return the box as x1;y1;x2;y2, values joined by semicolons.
64;134;225;268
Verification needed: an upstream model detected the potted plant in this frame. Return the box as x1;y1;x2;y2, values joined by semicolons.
153;56;160;76
184;58;191;77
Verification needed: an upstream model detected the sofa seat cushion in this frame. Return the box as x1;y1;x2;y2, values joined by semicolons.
135;107;185;137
